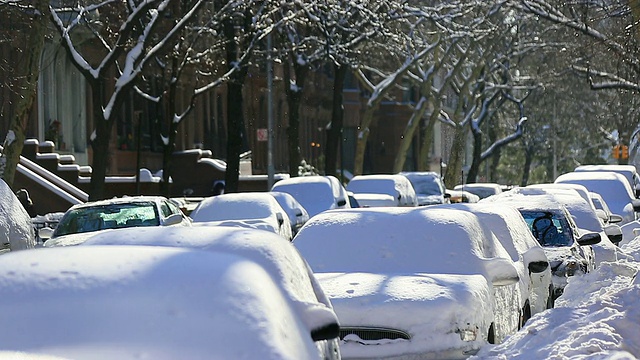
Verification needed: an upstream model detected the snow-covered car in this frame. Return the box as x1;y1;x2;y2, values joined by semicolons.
446;189;480;203
271;175;350;217
80;225;341;359
555;171;640;224
523;185;625;249
483;192;600;299
445;203;553;318
189;192;293;240
0;245;334;360
0;179;37;252
574;164;640;198
346;174;418;207
399;171;449;206
453;183;502;200
270;191;310;235
294;206;524;358
42;195;190;247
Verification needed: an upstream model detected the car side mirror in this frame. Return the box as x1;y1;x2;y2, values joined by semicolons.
636;188;640;199
483;257;520;286
528;261;549;274
444;193;451;199
604;224;623;245
609;214;623;224
595;209;608;223
294;302;341;341
337;199;347;207
276;212;285;226
164;213;184;226
577;232;601;246
38;227;54;241
632;199;640;212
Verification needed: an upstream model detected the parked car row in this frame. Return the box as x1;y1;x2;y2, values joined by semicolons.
0;164;637;359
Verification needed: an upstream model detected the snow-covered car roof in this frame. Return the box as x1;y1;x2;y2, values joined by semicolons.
498;187;603;233
527;183;593;208
446;189;480;203
189;192;292;240
82;225;330;308
574;164;639;191
453;183;502;199
351;192;398;207
444;203;546;263
271;175;349;217
0;179;36;252
555;171;638;223
295;206;512;277
398;172;447;205
0;245;321;360
346;174;418;207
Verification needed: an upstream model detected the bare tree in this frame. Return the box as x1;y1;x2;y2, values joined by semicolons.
49;0;209;200
0;0;50;188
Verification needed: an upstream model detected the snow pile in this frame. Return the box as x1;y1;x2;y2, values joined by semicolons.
472;237;640;359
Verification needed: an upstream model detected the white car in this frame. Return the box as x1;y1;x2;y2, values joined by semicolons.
0;179;37;252
81;225;341;359
453;183;503;200
555;171;640;224
294;207;523;358
574;164;640;198
0;245;332;360
346;174;418;207
445;203;553;318
399;171;449;206
190;192;293;240
271;175;350;217
42;195;191;247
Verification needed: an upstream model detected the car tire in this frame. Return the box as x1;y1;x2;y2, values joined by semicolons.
547;284;555;309
519;301;532;329
487;323;496;344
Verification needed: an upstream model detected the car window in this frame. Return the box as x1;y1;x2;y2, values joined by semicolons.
520;210;573;247
161;202;173;218
54;202;160;237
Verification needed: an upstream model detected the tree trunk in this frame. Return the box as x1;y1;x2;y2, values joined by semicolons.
325;64;346;177
521;142;533;187
394;96;428;173
283;58;308;177
2;1;49;189
88;98;113;201
225;79;244;193
443;124;466;189
466;130;483;183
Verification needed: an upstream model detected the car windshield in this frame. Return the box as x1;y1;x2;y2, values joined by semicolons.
54;202;160;237
519;210;573;247
404;176;443;196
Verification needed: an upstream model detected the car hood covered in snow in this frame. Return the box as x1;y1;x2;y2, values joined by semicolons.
316;272;494;359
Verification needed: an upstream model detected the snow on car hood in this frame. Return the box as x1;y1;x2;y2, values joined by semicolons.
44;230;116;247
316;272;494;358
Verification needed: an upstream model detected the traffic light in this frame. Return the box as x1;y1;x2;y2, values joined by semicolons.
613;144;621;159
622;145;629;159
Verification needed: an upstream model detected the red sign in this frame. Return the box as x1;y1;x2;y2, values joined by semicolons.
256;128;268;142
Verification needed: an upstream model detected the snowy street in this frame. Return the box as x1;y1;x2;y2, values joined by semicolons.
473;239;640;359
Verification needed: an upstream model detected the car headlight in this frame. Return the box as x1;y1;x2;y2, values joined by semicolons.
455;327;478;342
553;259;585;277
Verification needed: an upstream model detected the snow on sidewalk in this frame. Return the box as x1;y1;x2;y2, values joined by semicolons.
472;237;640;359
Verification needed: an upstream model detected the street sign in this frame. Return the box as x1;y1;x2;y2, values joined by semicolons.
256;128;268;142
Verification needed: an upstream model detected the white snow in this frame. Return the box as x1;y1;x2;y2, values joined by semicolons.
346;174;418;207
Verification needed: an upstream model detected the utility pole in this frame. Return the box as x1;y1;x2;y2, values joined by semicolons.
267;32;275;190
